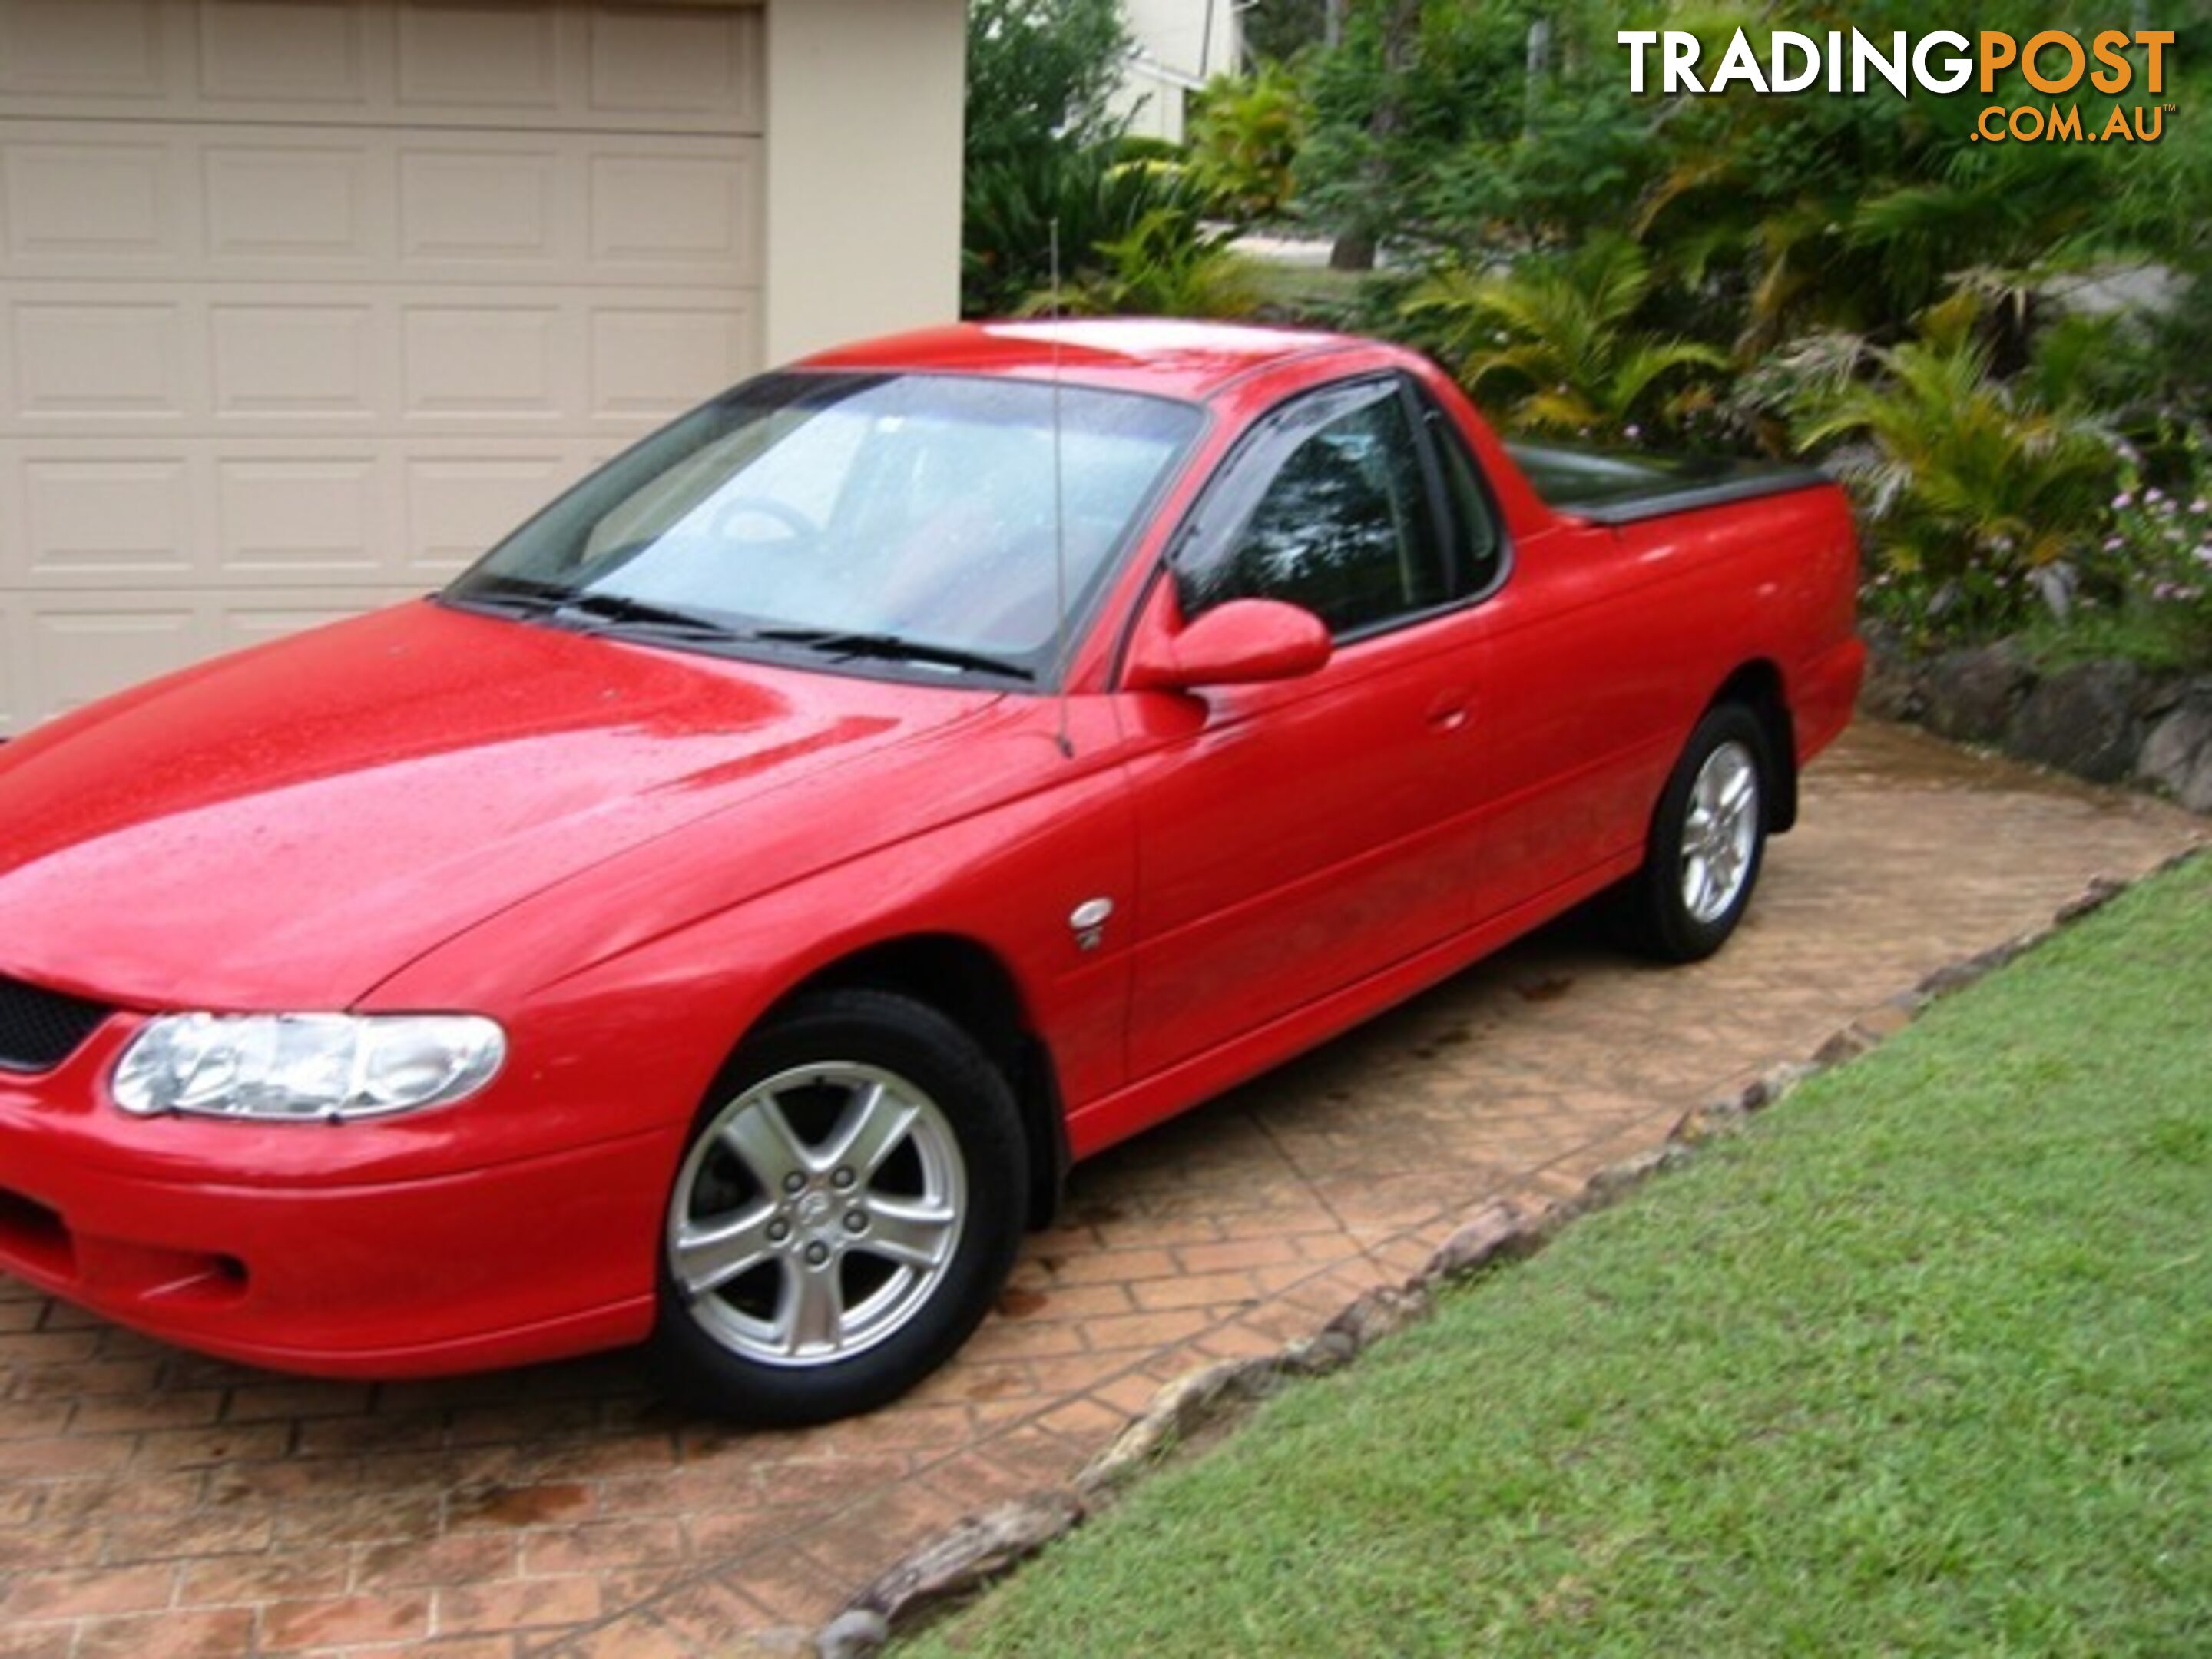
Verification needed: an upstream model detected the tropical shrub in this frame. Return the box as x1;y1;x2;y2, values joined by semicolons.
1189;64;1310;221
1020;207;1260;320
1405;237;1727;441
1789;306;2118;640
963;148;1225;319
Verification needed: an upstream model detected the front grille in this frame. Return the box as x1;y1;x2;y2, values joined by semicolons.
0;975;113;1073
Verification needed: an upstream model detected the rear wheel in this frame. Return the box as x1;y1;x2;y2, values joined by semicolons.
650;988;1027;1424
1623;704;1770;963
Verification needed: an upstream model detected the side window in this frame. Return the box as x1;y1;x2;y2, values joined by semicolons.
1419;392;1508;597
1177;379;1447;637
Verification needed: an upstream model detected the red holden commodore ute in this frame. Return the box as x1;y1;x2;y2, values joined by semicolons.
0;321;1863;1422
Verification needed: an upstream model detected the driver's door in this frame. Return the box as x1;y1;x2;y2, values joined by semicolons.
1118;376;1487;1080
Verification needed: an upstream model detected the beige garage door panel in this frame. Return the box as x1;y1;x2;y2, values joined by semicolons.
1;282;760;435
0;432;657;586
0;0;763;134
1;124;763;289
0;0;764;733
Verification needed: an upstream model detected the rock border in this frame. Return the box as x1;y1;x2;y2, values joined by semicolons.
784;843;2206;1659
1860;634;2212;811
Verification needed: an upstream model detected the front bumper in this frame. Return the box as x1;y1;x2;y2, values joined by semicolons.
0;1024;679;1376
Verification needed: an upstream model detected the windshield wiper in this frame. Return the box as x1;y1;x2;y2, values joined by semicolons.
449;581;1028;677
751;628;1035;682
446;570;740;641
552;590;745;640
443;572;574;614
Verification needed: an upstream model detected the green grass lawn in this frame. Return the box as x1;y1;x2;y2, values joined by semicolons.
908;856;2212;1657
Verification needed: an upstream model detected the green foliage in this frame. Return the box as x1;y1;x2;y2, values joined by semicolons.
2095;433;2212;662
1108;133;1187;167
2138;260;2212;432
1788;304;2118;640
1290;2;2208;339
960;0;1260;322
963;0;1130;167
1242;0;1333;66
1189;64;1310;221
1018;205;1262;320
955;0;2210;664
1432;79;1651;250
1622;5;2210;358
961;0;1137;316
912;855;2212;1659
1283;0;2209;660
1407;237;1727;440
963;148;1223;319
1295;0;1573;255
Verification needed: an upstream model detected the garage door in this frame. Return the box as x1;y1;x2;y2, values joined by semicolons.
0;0;763;735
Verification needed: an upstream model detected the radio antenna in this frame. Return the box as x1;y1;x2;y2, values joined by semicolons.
1048;219;1074;759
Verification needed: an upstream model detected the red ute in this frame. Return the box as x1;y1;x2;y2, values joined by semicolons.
0;322;1863;1421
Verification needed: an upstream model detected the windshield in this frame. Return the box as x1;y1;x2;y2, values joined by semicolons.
443;371;1204;685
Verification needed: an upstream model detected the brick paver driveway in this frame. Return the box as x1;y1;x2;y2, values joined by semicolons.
0;721;2201;1657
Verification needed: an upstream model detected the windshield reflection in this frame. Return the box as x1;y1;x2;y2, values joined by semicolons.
444;372;1204;687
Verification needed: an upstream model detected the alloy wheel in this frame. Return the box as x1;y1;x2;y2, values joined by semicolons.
1679;738;1760;925
666;1062;968;1367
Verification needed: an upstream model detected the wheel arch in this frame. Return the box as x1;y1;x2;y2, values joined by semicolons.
755;933;1069;1229
1709;660;1797;833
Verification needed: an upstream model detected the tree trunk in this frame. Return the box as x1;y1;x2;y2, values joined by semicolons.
1329;231;1377;272
1333;0;1421;273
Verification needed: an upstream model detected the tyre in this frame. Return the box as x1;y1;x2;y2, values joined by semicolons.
650;988;1028;1424
1622;704;1771;963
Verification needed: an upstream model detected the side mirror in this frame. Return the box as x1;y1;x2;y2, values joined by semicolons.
1124;598;1333;692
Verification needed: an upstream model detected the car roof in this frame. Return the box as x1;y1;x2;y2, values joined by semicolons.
791;318;1375;402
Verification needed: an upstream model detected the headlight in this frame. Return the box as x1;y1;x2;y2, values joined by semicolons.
111;1013;506;1122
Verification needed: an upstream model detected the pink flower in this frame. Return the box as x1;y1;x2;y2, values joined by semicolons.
2112;492;2134;510
2146;487;2165;503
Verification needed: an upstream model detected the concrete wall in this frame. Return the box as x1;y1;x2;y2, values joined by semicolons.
763;0;966;363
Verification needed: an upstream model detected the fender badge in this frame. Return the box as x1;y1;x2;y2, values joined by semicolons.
1069;897;1114;952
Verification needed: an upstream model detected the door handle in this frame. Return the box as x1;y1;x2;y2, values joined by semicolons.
1425;691;1472;733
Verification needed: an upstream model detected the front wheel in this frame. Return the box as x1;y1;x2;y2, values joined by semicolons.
649;989;1028;1424
1622;704;1771;963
